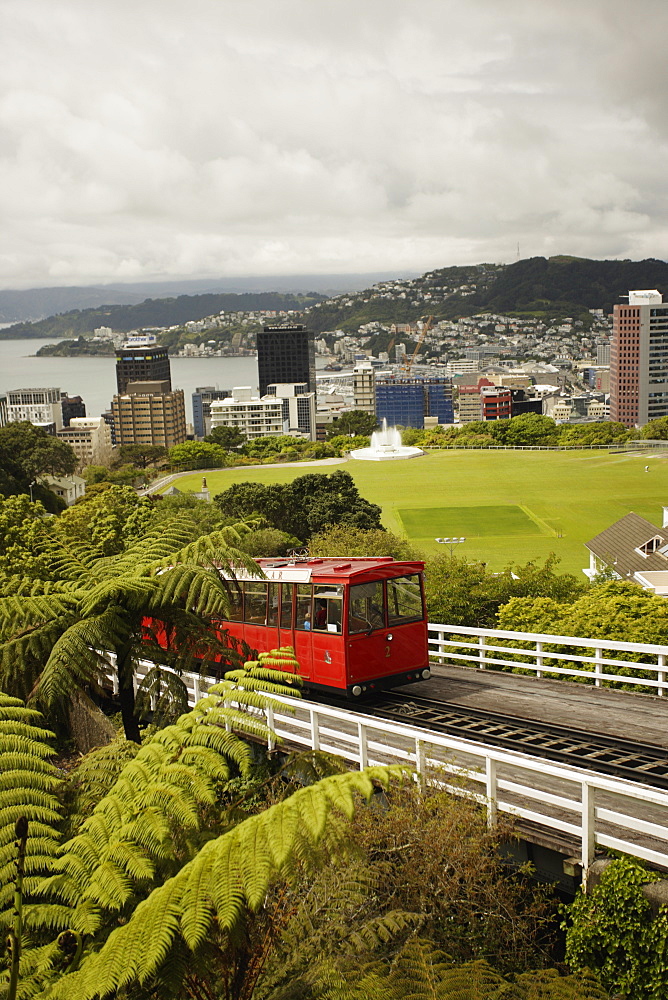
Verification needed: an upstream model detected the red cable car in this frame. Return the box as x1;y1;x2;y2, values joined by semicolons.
215;556;431;697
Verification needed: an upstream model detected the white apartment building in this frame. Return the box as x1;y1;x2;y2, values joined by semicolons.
352;362;376;415
209;387;283;440
57;417;114;469
596;344;611;366
7;387;63;431
266;383;317;440
446;359;481;376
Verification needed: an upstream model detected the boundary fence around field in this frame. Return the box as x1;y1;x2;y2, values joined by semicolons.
420;441;668;452
427;623;668;696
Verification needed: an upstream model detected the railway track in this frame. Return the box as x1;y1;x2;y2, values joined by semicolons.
362;692;668;788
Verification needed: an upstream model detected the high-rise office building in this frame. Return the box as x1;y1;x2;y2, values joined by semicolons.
257;325;315;397
111;381;186;448
192;386;231;438
61;393;86;426
115;334;171;394
352;362;376;415
610;289;668;427
375;376;454;429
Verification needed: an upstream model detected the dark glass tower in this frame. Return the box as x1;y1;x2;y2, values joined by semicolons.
257;325;315;397
115;335;171;394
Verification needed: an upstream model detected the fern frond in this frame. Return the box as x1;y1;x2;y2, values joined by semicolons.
46;766;400;998
0;593;79;636
0;693;62;934
36;608;131;705
63;738;140;835
146;521;262;579
134;666;190;728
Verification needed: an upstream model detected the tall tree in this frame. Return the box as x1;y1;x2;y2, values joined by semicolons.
0;517;259;741
206;424;246;450
214;469;383;542
326;410;379;439
118;443;167;468
169;439;228;470
0;422;77;506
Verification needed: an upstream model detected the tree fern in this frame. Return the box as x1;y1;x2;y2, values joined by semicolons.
0;516;263;740
60;738;140;837
42;765;400;999
0;694;62;935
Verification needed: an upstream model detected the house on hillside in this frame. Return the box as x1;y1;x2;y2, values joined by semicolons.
584;507;668;596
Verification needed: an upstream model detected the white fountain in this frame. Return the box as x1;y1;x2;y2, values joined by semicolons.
349;419;424;462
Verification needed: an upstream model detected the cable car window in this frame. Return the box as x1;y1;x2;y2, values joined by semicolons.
267;583;279;626
296;584;312;631
280;583;294;629
244;582;267;624
226;585;243;621
387;575;423;624
349;581;384;633
313;585;343;632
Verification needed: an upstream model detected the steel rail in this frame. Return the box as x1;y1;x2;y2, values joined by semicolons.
360;692;668;788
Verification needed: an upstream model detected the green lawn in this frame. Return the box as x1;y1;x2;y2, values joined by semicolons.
398;505;542;537
162;449;668;574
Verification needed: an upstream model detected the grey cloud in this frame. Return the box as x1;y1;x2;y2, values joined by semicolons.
0;0;667;288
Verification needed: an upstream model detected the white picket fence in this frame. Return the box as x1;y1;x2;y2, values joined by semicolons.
427;623;668;696
128;657;668;874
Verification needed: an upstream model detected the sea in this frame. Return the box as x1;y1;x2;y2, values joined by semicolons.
0;336;264;425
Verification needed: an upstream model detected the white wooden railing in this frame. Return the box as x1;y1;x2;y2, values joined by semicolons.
128;658;668;873
428;623;668;696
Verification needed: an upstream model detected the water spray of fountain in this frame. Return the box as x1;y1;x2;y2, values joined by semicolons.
349;418;424;462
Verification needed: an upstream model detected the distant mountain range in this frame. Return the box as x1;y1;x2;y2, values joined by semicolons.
0;272;417;325
3;256;668;339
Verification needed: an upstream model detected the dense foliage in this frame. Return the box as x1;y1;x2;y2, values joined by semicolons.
474;255;668;317
402;414;635;450
214;469;383;542
565;856;668;1000
426;553;586;628
309;524;418;561
326;410;379;438
498;581;668;647
0;682;607;1000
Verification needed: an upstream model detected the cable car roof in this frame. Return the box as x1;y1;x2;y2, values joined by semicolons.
218;556;424;584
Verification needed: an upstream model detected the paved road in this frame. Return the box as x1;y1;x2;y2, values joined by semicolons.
143;456;348;495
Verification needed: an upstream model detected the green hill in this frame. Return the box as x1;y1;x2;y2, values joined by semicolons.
473;255;668;315
5;256;668;342
0;291;326;339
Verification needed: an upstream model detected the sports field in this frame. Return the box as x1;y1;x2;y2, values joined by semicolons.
161;449;668;574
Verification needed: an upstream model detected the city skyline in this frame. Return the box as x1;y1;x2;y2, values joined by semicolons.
1;0;667;290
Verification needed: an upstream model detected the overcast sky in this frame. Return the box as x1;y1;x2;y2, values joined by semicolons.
1;0;667;289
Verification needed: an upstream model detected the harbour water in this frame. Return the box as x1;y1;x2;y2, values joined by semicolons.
0;338;262;424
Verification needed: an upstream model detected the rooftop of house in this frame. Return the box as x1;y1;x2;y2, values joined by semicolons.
585;512;668;581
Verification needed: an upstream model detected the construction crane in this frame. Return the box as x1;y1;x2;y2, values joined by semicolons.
403;315;434;373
